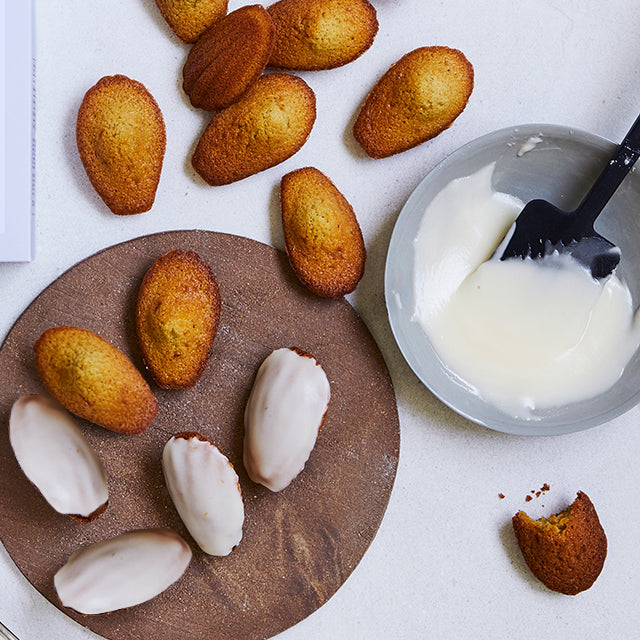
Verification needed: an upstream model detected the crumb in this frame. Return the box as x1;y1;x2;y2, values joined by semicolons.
499;493;505;499
525;483;551;502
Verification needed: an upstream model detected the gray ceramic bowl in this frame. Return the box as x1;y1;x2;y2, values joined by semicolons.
385;123;640;436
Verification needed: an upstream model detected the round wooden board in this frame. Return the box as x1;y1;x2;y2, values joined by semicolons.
0;231;400;640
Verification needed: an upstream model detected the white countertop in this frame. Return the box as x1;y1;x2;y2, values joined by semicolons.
2;1;640;638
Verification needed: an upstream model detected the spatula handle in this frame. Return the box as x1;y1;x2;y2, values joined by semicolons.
575;111;640;226
0;621;20;640
622;111;640;153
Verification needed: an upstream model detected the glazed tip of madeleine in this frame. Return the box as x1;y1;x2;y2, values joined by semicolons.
54;528;192;615
280;167;365;298
353;46;474;159
162;432;244;555
192;72;316;186
182;4;276;111
243;347;330;492
34;326;158;434
267;0;378;71
154;0;229;44
136;249;222;389
10;394;109;523
76;74;166;215
512;491;607;595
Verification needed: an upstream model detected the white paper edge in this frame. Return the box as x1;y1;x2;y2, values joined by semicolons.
0;0;35;262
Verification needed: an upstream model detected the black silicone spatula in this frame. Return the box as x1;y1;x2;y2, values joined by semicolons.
500;113;640;279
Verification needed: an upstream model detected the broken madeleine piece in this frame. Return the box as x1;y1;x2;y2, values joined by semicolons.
54;529;192;614
154;0;229;44
162;432;244;556
192;72;316;186
280;167;366;298
34;326;158;434
9;394;108;523
267;0;378;71
243;347;330;492
353;46;474;158
512;491;607;595
76;75;166;215
182;4;275;111
136;249;221;389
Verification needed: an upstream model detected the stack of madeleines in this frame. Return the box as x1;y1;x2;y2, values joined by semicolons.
75;0;474;299
11;244;340;613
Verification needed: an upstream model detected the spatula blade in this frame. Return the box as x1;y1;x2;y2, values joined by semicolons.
500;199;620;279
500;199;576;260
562;234;621;279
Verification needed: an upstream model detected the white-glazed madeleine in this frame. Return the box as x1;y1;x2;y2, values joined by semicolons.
54;528;192;615
243;347;330;492
9;394;108;522
162;432;244;556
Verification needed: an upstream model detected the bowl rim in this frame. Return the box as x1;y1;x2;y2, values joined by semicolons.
384;122;640;436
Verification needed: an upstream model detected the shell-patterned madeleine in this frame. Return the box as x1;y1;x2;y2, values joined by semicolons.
136;250;221;389
10;394;108;522
163;432;244;556
512;491;607;595
34;326;158;434
182;4;275;111
76;74;166;215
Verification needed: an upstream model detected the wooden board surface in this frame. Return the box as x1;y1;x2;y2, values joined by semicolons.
0;231;400;640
